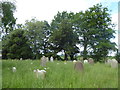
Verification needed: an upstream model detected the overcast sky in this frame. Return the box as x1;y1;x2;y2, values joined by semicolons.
7;0;119;50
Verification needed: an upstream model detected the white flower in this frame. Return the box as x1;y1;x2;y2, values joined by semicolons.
44;68;47;70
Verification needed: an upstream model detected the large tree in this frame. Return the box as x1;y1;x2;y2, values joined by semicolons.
74;4;116;61
1;1;16;35
2;29;33;59
50;11;79;60
25;18;50;59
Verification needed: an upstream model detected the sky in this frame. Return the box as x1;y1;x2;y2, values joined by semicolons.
6;0;119;55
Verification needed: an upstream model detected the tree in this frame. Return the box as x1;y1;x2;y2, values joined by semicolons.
2;29;33;59
115;49;120;63
1;1;16;35
74;4;116;61
25;18;50;59
88;4;116;61
50;11;79;60
74;11;94;60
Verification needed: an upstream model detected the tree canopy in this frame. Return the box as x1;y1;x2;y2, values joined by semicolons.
1;1;16;35
1;2;117;62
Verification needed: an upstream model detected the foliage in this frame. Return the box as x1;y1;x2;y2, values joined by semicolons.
2;29;33;59
1;1;16;35
1;2;117;61
50;11;79;60
25;18;50;59
74;4;116;61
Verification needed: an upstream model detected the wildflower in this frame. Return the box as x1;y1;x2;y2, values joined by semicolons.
57;63;59;65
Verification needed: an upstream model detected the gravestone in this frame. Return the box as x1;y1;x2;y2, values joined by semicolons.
40;56;47;67
111;59;118;68
88;58;94;64
46;57;49;62
74;61;84;72
73;60;77;63
105;59;111;66
20;58;22;60
84;60;88;64
106;59;118;68
50;57;54;62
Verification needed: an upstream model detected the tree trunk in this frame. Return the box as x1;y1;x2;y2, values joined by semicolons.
83;43;87;60
70;54;74;61
64;51;68;60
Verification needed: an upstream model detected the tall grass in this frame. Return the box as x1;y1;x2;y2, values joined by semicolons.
2;60;118;88
0;60;2;89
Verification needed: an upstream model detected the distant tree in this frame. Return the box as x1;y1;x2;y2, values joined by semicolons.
74;4;116;61
88;4;116;61
50;11;79;60
1;1;16;35
2;29;33;59
25;18;50;59
74;11;92;60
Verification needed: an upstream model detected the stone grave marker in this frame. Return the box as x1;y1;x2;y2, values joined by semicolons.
74;61;84;72
50;57;54;62
88;58;94;64
40;56;47;67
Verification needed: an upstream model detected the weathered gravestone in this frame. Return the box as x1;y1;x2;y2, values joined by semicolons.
73;60;77;63
40;56;47;67
74;61;84;72
106;59;118;68
88;58;94;64
105;59;111;66
50;57;54;62
84;60;88;64
111;59;118;68
46;57;49;62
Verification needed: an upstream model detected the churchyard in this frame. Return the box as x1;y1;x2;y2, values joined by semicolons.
2;59;118;88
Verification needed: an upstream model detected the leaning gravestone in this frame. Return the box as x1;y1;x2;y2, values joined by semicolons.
74;61;84;72
46;57;49;62
111;59;118;68
50;57;54;62
88;58;94;64
40;56;47;67
105;59;118;68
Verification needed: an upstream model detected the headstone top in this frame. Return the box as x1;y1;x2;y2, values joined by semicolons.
88;58;94;64
40;56;47;67
50;57;54;62
74;61;84;72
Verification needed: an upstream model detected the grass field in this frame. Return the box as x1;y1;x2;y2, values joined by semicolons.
1;60;118;88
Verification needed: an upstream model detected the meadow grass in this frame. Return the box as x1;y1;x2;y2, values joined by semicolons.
0;60;2;89
2;60;118;88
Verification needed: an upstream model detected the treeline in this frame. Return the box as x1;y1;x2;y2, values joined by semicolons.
1;1;118;62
